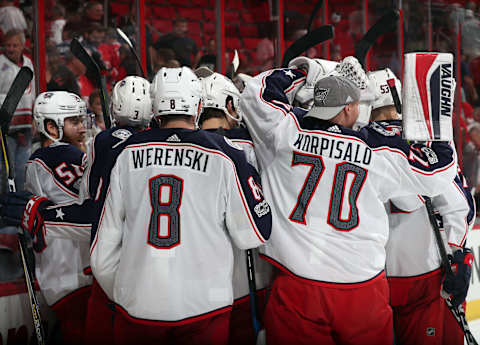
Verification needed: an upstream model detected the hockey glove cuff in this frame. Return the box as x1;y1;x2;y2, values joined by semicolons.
442;248;474;307
22;195;52;237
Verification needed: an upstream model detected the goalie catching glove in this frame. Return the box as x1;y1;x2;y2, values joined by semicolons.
442;247;474;307
0;191;52;236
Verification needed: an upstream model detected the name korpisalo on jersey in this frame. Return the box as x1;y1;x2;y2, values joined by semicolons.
293;133;372;165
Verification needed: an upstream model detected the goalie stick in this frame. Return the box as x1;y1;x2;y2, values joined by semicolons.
0;67;46;345
281;25;334;67
70;38;111;129
354;10;400;68
306;0;324;33
424;196;478;345
116;28;146;79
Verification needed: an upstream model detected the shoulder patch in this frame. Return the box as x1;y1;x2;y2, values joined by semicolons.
369;122;396;136
224;137;243;151
112;128;132;141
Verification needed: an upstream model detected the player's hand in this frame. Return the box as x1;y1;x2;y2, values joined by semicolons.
442;248;474;307
0;191;51;236
288;57;337;108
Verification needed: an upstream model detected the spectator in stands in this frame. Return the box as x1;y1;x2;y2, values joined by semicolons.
0;29;35;191
196;38;216;71
82;1;104;25
154;18;198;67
47;51;81;96
56;21;78;57
462;9;480;60
88;89;105;131
0;0;27;36
464;124;480;189
152;48;176;74
256;23;275;71
49;4;66;45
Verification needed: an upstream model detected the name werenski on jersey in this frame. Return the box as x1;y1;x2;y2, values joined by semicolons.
293;133;372;165
130;146;210;173
440;63;452;117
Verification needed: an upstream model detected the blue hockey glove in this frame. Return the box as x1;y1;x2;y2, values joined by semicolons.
442;248;474;307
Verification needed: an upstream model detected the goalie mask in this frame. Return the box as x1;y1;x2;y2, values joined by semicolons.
110;76;153;127
195;68;241;124
367;68;402;111
34;91;87;142
151;67;203;123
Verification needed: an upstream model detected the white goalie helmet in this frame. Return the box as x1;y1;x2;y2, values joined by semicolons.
34;91;87;142
288;56;339;108
367;68;402;111
151;67;203;120
110;76;153;127
196;69;241;123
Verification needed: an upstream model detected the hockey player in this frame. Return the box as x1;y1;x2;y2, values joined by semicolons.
0;77;154;344
25;91;91;345
240;57;457;345
82;75;153;344
196;68;273;344
367;68;475;345
90;67;272;345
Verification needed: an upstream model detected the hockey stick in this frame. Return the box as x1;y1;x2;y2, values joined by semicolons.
70;38;111;129
246;249;261;338
354;10;400;68
116;28;146;79
306;0;324;33
0;67;46;345
281;25;334;67
424;196;478;345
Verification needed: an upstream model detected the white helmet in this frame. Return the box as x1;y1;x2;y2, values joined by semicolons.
151;67;202;120
34;91;87;142
198;71;241;123
110;76;153;127
367;68;402;111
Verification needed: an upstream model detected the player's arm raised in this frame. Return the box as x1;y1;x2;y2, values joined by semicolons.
90;159;124;300
222;140;272;249
241;68;306;151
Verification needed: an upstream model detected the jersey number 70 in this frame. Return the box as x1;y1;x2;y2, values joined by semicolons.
289;152;367;231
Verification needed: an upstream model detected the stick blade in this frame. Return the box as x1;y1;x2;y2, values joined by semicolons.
0;66;33;131
281;25;334;67
354;10;400;67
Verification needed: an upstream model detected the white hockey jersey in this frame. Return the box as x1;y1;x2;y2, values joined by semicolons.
0;54;35;131
241;69;457;285
224;128;273;300
386;170;475;277
90;128;272;323
25;142;92;305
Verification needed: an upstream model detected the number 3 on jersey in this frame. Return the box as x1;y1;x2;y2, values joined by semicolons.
289;151;367;231
148;174;183;249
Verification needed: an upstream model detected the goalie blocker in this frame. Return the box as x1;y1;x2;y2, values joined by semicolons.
402;52;455;141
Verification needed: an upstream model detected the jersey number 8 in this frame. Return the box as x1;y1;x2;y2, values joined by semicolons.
148;174;183;249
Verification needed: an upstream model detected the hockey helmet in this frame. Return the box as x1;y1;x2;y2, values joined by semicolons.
367;68;402;111
150;67;203;121
34;91;87;142
110;76;153;127
196;70;241;124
